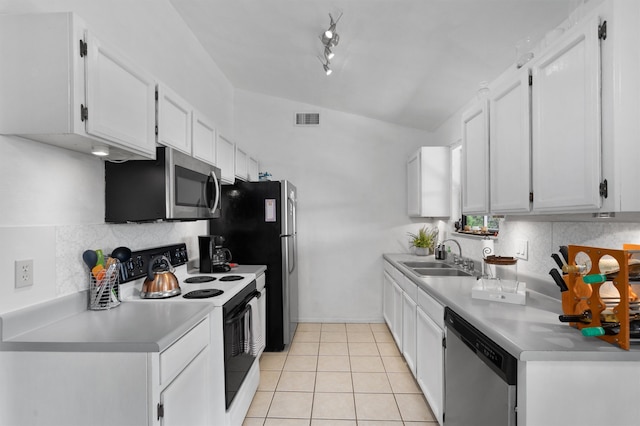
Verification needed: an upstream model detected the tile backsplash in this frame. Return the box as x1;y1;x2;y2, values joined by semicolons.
0;221;206;314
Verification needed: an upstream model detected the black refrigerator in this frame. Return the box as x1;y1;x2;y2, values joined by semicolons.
209;180;298;351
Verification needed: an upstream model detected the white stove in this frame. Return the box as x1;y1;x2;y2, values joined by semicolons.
117;243;264;426
118;243;261;306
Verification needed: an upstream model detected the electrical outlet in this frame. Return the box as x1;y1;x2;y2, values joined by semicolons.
515;239;528;261
15;259;34;288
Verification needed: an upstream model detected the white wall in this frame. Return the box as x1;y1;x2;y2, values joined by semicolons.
0;0;231;313
234;90;435;322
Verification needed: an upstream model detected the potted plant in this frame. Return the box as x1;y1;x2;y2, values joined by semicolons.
408;226;438;256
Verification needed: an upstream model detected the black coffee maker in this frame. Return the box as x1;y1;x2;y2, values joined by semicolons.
199;235;233;273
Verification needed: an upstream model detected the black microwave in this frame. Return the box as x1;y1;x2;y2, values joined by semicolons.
105;147;221;222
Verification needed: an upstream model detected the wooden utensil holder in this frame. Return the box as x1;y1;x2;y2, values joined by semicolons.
561;245;639;350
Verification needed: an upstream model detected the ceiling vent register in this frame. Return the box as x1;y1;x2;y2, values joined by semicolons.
295;113;320;126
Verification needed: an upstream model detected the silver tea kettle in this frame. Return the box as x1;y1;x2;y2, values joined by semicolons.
140;255;181;298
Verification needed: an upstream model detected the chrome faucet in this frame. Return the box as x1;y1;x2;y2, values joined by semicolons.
441;239;463;265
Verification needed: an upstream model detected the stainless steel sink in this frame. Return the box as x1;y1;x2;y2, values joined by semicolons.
411;268;474;277
401;261;452;269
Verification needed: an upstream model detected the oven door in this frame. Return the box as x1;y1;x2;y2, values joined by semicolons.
168;148;221;220
223;282;259;409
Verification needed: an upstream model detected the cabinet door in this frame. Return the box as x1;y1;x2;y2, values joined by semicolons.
531;16;602;212
192;111;216;166
157;84;192;155
490;71;532;213
461;100;490;214
408;147;451;217
235;146;248;181
416;307;444;425
160;347;210;426
391;280;403;350
407;151;421;216
383;271;394;327
217;135;236;184
402;291;417;376
85;31;156;158
248;157;260;182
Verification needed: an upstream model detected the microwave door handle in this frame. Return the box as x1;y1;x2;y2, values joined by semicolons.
209;171;220;214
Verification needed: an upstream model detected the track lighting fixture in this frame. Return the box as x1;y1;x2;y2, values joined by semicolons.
319;12;342;75
317;56;332;75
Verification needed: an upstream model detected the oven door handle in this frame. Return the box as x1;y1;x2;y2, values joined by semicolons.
226;304;251;325
225;291;261;324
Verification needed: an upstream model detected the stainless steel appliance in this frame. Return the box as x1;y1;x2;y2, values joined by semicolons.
444;307;517;425
210;180;298;351
105;146;221;222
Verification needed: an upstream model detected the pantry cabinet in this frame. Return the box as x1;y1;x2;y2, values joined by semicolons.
157;83;192;155
407;147;451;217
489;69;532;213
0;12;156;160
461;100;490;215
531;15;604;212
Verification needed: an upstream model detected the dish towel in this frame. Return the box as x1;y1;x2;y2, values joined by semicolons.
248;297;263;356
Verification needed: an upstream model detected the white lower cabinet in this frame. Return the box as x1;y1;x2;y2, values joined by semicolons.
160;346;210;426
383;261;444;425
401;290;417;376
391;279;404;349
0;317;211;426
416;288;444;425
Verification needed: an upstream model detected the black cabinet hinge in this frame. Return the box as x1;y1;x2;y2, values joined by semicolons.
80;104;88;122
528;75;533;86
599;179;608;198
155;89;159;101
157;403;164;420
79;39;87;57
442;336;446;349
155;125;159;136
529;192;534;202
599;21;607;40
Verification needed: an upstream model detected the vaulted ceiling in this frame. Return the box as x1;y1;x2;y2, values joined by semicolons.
169;0;575;131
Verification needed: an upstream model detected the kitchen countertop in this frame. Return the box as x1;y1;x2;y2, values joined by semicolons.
384;253;640;361
0;291;212;353
1;264;267;353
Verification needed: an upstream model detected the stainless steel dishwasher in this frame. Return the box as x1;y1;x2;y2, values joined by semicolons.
444;307;518;425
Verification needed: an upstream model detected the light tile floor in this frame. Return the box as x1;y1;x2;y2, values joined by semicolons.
243;323;438;426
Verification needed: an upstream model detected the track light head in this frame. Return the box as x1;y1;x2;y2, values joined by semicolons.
324;46;334;60
323;63;332;75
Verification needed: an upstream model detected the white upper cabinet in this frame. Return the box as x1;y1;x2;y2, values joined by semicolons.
84;31;156;157
248;156;260;182
407;147;451;217
192;110;217;165
235;145;248;181
157;83;192;155
489;69;532;213
0;13;155;160
217;135;236;184
531;15;603;213
461;100;490;215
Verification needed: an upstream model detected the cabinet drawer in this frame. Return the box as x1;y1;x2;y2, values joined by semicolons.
384;261;405;288
399;276;418;302
160;318;210;385
417;288;445;330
